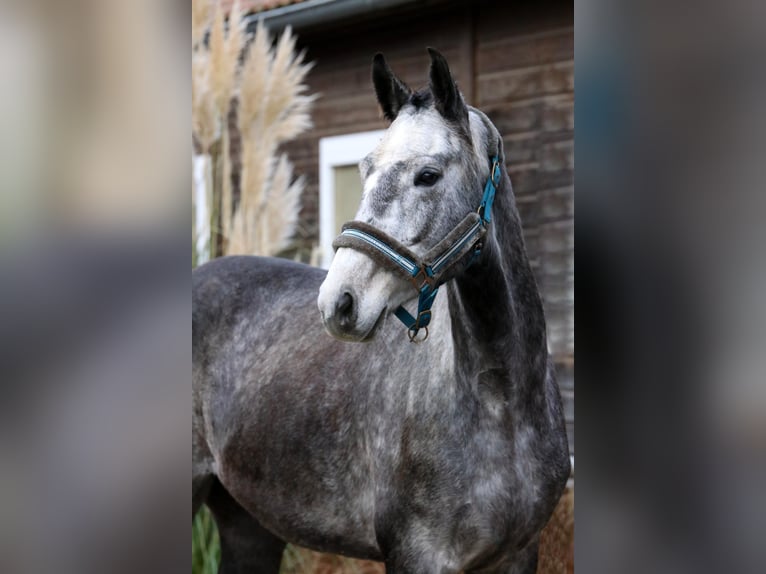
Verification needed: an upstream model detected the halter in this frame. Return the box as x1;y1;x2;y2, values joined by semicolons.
332;156;501;342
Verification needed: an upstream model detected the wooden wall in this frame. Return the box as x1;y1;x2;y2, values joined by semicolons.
280;0;574;451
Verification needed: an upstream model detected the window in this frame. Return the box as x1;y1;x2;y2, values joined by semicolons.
318;130;385;268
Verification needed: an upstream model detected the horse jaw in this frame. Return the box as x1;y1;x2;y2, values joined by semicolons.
318;248;409;342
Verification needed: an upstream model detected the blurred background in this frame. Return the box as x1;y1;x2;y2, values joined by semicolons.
0;1;189;573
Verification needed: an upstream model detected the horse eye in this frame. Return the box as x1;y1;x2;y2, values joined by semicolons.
415;169;441;187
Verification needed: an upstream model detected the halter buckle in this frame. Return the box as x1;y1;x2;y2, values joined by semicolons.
410;267;434;290
490;158;501;187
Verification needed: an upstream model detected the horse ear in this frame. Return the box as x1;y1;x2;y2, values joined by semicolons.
427;48;469;128
372;53;411;122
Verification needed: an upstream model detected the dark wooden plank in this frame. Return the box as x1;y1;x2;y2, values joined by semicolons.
539;140;574;173
477;28;574;73
566;421;574;454
476;0;573;43
309;92;382;130
556;359;574;390
477;61;574;105
516;193;540;230
503;132;540;165
541;274;574;306
561;388;574;423
541;96;574;131
539;186;574;222
540;219;574;255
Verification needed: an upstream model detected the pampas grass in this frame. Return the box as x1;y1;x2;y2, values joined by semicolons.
192;0;314;261
231;20;315;255
192;0;212;48
192;53;218;153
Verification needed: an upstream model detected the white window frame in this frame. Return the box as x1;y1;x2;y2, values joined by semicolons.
318;130;386;268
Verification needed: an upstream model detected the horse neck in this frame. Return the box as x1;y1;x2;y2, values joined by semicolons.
446;170;549;385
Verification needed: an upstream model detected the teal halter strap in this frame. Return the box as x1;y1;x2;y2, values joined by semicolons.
332;156;501;342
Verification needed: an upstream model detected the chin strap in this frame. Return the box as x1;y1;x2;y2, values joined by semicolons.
332;156;501;342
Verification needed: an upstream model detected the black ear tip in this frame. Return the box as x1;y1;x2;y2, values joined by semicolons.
373;52;386;65
427;47;445;62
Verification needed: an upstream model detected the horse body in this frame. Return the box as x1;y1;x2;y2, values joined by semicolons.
193;49;570;574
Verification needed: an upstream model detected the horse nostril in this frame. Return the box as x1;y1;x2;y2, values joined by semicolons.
336;291;354;325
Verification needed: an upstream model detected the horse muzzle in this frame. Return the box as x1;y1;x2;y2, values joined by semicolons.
317;248;402;342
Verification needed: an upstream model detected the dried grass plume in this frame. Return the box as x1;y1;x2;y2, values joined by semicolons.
230;20;315;256
191;1;315;258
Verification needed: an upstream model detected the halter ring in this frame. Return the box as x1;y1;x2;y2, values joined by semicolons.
408;326;429;343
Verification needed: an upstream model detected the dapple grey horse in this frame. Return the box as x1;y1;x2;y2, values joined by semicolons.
193;49;570;574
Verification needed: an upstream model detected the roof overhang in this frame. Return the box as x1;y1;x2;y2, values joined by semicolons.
244;0;418;33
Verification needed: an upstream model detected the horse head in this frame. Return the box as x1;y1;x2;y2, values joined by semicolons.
318;48;503;342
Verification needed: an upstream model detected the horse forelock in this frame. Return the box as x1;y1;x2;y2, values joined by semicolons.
409;88;433;110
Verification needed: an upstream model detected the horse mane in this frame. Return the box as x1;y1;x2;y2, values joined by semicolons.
408;88;433;110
